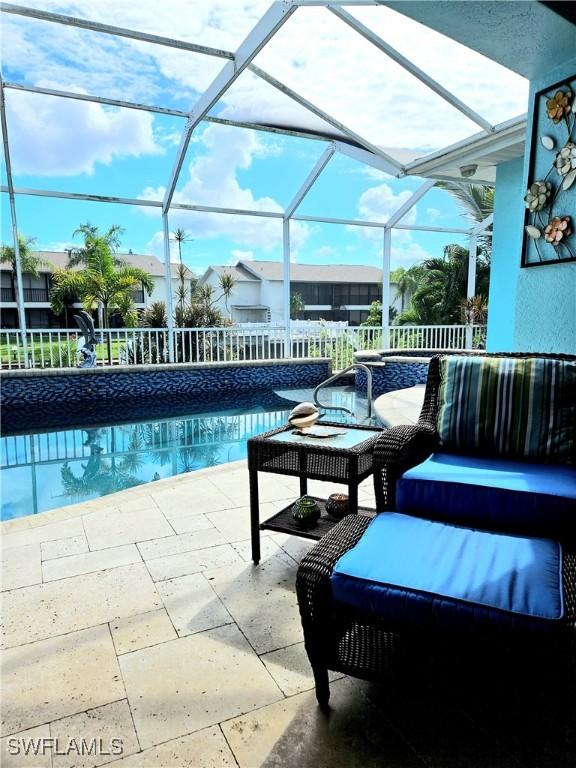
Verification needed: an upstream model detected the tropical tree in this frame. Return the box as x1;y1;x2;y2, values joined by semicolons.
218;272;235;316
0;235;50;325
171;228;193;313
140;278;235;363
438;181;494;259
396;244;490;326
393;182;494;327
391;265;426;311
290;292;305;320
50;235;154;362
67;223;125;267
361;301;397;326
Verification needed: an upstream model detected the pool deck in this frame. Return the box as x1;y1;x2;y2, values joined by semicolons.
1;460;572;768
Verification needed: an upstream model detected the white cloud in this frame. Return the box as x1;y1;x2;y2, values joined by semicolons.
6;85;162;176
426;207;443;222
391;241;433;267
142;123;311;253
313;245;336;259
36;240;76;253
145;232;180;262
357;183;417;225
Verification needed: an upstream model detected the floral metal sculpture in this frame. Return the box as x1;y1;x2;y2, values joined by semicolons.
524;181;552;211
544;216;573;244
546;89;573;123
523;78;576;265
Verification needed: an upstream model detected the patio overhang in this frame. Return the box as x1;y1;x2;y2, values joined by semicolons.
404;115;528;184
381;0;576;80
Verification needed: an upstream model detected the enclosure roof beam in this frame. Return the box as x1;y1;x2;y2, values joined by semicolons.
329;6;494;134
392;223;470;234
291;213;469;234
0;186;163;207
3;82;339;144
472;213;494;233
0;74;29;359
162;1;297;213
294;1;385;5
3;82;190;118
249;64;403;173
171;203;284;218
333;141;401;176
1;185;472;233
285;144;335;218
0;2;234;58
385;178;436;228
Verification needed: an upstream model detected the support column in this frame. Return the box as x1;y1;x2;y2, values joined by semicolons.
282;218;291;358
1;80;28;365
162;212;175;363
466;233;477;348
382;227;391;349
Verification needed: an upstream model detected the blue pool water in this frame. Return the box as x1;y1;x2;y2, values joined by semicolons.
1;385;369;520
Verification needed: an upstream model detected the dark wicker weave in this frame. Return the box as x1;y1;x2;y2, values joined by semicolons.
248;421;381;563
297;352;576;708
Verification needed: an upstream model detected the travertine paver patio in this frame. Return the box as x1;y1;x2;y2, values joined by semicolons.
1;460;574;768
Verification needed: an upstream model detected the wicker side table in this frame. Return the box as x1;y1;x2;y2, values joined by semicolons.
247;421;381;563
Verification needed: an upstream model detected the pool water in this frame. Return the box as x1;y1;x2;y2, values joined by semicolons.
1;385;372;520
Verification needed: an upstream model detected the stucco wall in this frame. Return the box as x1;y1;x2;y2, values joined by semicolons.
487;57;576;355
486;157;524;351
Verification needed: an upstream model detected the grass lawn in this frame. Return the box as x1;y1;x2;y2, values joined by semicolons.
0;336;124;367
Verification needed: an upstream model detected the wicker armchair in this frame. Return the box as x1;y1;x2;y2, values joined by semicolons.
297;352;576;708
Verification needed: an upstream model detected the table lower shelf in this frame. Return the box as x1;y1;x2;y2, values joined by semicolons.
260;496;375;541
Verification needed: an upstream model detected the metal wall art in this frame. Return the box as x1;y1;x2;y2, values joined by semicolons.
522;75;576;267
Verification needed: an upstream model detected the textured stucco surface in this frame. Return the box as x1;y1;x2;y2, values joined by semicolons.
488;56;576;355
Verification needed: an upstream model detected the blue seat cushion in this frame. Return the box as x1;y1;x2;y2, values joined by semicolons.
396;453;576;537
331;513;563;634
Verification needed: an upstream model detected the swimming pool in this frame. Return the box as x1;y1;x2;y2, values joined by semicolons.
1;385;370;520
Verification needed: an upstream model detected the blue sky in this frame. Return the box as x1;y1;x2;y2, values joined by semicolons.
1;1;528;277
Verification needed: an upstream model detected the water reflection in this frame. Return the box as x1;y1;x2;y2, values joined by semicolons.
1;407;289;520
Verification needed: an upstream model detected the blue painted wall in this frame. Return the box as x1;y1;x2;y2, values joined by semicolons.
487;57;576;354
486;157;524;351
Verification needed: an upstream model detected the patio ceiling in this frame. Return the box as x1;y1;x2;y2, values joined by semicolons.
0;0;525;358
1;0;531;184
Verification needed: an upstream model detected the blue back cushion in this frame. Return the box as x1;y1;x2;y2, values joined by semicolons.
331;512;563;633
396;453;576;537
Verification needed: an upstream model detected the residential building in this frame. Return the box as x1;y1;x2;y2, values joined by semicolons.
0;251;195;328
200;260;403;325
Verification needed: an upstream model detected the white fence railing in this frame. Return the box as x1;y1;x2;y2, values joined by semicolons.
1;324;486;372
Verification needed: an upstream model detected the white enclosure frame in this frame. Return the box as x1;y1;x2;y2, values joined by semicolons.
1;0;496;362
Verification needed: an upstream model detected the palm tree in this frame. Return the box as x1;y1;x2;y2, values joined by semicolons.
438;181;494;259
50;238;154;363
67;223;125;267
0;234;50;326
171;228;193;313
392;265;426;312
171;228;192;262
66;223;127;327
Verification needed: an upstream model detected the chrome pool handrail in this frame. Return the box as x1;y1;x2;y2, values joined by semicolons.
313;363;373;420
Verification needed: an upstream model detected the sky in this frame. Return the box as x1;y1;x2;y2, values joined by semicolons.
0;0;530;278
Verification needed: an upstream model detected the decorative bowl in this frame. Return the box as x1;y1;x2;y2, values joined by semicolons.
291;496;321;528
288;402;320;430
325;493;349;520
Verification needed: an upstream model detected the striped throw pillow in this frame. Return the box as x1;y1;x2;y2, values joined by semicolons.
437;356;576;461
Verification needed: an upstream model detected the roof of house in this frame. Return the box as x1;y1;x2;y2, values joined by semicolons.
239;260;383;283
27;251;195;279
206;264;259;282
